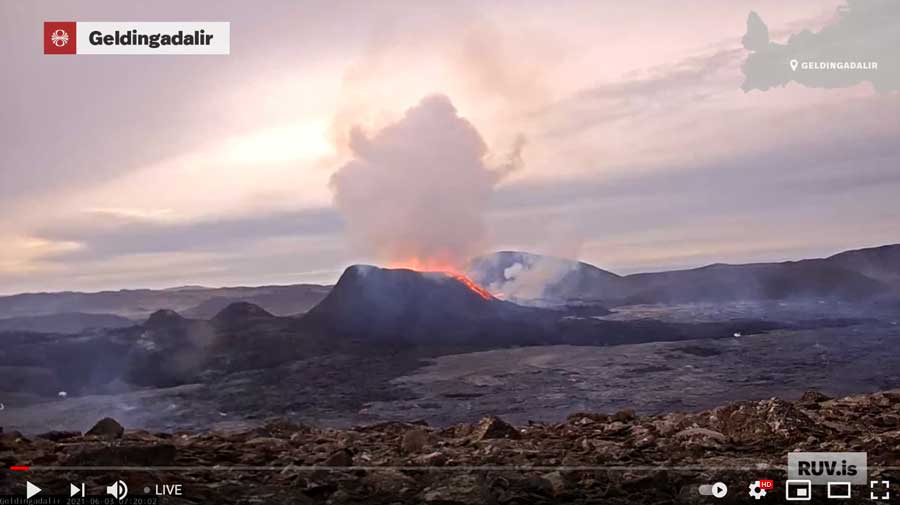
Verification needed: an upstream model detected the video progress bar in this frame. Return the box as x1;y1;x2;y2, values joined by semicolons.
11;465;786;472
15;465;900;472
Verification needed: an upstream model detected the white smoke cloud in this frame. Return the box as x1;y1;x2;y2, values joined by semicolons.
504;259;568;300
486;254;578;302
330;94;521;269
484;212;586;302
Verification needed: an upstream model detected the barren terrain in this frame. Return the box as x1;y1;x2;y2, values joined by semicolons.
3;302;897;435
2;389;898;504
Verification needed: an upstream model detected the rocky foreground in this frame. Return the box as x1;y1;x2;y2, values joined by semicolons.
2;390;899;504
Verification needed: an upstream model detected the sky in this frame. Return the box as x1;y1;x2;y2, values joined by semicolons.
1;0;898;294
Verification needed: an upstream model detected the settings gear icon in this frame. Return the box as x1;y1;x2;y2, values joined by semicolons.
748;480;767;499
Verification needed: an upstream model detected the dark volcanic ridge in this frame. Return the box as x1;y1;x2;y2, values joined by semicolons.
470;243;900;306
301;265;858;348
3;389;898;504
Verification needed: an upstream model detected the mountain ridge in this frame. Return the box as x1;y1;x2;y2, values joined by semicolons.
0;283;331;320
0;312;135;334
470;243;900;305
2;244;897;320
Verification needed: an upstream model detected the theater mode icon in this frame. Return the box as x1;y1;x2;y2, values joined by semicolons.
828;482;852;499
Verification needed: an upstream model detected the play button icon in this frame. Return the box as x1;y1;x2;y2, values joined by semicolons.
26;481;42;499
712;482;728;498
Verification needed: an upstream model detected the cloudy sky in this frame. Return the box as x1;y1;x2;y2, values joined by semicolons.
1;0;898;294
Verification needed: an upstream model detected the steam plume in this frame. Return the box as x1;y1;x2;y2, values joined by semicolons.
330;95;520;269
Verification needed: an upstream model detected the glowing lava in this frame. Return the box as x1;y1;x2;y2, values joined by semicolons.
446;272;494;300
388;258;493;300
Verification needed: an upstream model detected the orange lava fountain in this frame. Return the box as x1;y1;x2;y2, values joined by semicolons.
388;258;493;300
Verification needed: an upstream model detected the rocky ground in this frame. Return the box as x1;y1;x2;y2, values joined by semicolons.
6;318;898;435
2;389;898;504
364;321;900;426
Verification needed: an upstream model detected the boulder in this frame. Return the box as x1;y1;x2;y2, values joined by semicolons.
713;399;818;444
542;471;568;496
400;428;430;454
566;412;609;425
612;409;636;422
800;391;832;404
85;418;124;440
323;448;354;467
362;469;418;495
414;451;448;466
70;444;176;466
422;474;492;505
472;416;519;441
674;427;728;447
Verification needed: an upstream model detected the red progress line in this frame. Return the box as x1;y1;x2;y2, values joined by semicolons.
10;466;29;471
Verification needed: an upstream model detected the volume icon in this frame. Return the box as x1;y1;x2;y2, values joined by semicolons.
107;480;129;500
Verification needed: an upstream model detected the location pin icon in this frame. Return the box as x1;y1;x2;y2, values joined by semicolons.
790;59;799;71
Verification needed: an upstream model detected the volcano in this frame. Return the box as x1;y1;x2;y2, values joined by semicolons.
300;265;851;348
302;265;548;344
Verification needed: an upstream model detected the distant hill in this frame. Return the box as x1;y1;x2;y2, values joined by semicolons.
212;302;275;322
469;251;629;303
181;285;331;319
620;260;888;305
471;244;900;305
0;312;135;334
0;284;331;320
826;244;900;288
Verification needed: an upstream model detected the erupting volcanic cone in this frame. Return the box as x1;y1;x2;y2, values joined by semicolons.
302;265;538;343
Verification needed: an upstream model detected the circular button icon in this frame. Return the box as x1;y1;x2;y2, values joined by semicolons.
712;482;728;498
